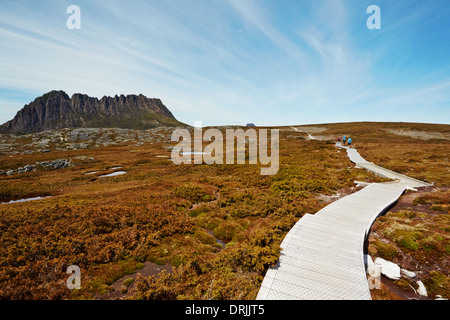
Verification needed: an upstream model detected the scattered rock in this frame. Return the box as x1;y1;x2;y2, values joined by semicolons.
401;269;416;279
2;159;73;176
416;281;428;297
0;127;175;154
37;159;72;170
17;165;35;174
374;257;401;280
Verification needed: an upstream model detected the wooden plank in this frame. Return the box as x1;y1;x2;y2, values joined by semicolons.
256;144;420;300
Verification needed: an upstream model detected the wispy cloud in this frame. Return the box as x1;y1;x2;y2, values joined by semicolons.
0;0;449;126
226;0;307;63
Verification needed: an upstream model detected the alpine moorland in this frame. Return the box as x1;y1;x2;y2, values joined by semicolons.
0;120;448;300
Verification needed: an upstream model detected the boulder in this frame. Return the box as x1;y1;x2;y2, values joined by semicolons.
401;269;416;279
374;257;401;280
416;281;428;297
25;165;35;171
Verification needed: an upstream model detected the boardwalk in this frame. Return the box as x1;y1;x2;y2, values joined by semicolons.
342;144;433;190
256;144;431;300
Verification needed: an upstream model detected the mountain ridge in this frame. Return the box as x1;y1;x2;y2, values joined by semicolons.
0;90;185;135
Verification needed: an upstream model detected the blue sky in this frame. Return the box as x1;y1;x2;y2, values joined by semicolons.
0;0;449;126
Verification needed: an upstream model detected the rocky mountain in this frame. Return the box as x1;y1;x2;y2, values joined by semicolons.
0;90;185;135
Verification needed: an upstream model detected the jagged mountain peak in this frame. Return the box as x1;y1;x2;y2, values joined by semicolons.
0;90;184;135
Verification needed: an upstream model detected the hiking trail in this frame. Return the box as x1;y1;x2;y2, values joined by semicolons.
256;140;431;300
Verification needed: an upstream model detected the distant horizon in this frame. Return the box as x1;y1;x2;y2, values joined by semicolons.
1;0;449;127
1;88;450;128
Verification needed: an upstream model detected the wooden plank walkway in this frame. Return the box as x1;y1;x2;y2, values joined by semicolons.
256;144;431;300
340;143;433;190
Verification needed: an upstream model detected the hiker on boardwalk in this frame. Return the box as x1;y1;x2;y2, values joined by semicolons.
342;135;346;145
348;137;352;148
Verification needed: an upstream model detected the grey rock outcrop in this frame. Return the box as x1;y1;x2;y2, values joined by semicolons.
37;159;72;170
1;159;73;176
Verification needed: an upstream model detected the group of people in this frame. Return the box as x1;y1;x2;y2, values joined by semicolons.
337;135;353;147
